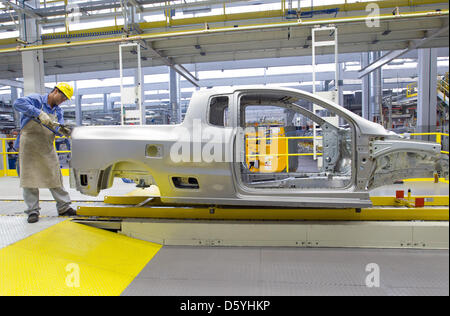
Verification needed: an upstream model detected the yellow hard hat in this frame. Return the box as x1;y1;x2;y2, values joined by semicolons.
55;82;74;100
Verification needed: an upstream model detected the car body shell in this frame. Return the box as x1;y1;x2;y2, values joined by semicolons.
69;87;447;208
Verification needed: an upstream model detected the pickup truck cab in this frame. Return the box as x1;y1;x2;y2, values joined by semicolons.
70;87;448;208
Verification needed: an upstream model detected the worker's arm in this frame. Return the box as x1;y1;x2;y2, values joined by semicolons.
55;106;73;137
13;94;42;118
55;106;64;126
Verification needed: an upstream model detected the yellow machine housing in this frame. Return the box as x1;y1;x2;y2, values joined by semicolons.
246;124;287;173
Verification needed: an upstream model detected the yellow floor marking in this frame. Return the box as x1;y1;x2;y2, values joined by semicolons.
0;220;161;296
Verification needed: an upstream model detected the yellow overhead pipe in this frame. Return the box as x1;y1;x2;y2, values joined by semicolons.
309;0;447;11
2;0;447;43
167;9;285;27
0;9;447;54
0;0;447;46
39;0;64;3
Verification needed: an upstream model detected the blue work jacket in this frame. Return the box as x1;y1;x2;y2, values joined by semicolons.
13;93;64;149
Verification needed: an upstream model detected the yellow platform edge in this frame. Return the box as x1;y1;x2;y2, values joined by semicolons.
76;205;449;221
403;178;449;184
103;194;449;207
0;220;162;296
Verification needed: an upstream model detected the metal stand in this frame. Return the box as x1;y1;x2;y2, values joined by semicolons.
311;26;339;163
119;42;144;125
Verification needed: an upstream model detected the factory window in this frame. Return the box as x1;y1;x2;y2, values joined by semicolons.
208;96;229;127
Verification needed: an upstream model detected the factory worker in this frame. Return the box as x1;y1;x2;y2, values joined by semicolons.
13;82;76;223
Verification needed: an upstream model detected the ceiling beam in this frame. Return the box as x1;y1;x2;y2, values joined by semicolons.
358;22;449;78
0;78;52;92
0;0;42;20
148;42;201;87
127;0;143;13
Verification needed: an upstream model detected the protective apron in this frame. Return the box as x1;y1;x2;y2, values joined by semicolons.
19;112;63;188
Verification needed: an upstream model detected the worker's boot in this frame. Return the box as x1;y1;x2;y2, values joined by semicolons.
59;207;77;217
27;213;39;224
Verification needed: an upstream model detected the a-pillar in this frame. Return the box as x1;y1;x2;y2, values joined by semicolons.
19;0;45;95
417;48;438;137
169;67;181;124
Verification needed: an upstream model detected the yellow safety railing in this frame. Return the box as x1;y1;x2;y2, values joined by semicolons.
407;73;449;100
437;72;449;104
402;132;449;155
0;137;71;177
406;82;418;98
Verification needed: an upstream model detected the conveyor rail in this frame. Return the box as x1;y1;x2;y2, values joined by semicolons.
76;190;449;221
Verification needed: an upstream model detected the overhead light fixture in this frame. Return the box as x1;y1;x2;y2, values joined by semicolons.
55;64;63;68
182;7;211;14
371;39;379;44
382;30;391;36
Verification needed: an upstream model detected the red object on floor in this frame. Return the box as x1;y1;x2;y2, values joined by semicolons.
396;190;404;199
415;198;425;208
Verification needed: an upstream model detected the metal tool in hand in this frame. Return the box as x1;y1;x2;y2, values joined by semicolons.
32;117;73;137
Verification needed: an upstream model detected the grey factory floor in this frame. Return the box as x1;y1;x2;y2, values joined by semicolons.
0;175;448;296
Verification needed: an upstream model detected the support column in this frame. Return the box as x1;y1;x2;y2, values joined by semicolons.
338;62;344;107
361;52;370;120
134;66;145;124
417;48;438;136
19;0;45;95
103;93;111;112
369;51;382;123
11;87;20;129
194;64;200;91
74;81;82;126
169;67;181;124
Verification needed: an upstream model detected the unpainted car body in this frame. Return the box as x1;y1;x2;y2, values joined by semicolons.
70;87;448;208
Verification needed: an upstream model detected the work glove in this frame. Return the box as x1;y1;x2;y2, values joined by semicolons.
38;111;55;127
59;125;73;137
